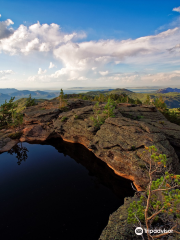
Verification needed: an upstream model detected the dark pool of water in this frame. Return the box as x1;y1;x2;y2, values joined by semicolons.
0;138;134;240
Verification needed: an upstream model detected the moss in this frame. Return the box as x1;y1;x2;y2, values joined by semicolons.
137;115;144;120
159;120;165;125
8;131;23;139
131;145;136;150
61;117;68;122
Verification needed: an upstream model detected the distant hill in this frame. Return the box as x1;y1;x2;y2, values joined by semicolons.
0;88;19;94
85;88;132;96
85;88;180;108
0;92;11;99
107;88;133;94
0;89;59;105
67;87;114;90
156;87;180;93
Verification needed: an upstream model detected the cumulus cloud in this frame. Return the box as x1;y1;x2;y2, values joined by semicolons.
26;69;180;86
0;20;86;55
95;70;180;86
99;71;109;76
77;76;88;81
38;68;47;74
173;6;180;13
0;69;13;74
0;17;14;39
49;62;55;68
52;27;180;81
1;17;180;85
0;69;14;80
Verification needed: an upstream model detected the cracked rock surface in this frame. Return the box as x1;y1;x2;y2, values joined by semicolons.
1;100;179;190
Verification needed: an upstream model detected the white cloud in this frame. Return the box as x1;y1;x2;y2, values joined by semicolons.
0;69;14;80
52;27;180;82
38;68;47;74
173;6;180;13
50;68;68;78
0;20;86;55
96;70;180;85
0;17;14;39
26;69;180;86
1;17;180;86
99;71;109;76
2;17;180;70
78;76;88;81
0;69;13;74
49;62;55;69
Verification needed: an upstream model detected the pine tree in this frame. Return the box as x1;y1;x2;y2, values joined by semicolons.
59;88;64;108
26;94;36;107
0;97;17;127
145;95;151;105
103;98;116;118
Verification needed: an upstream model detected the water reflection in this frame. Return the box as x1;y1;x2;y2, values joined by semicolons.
42;138;134;199
0;138;134;240
7;138;134;198
8;142;29;165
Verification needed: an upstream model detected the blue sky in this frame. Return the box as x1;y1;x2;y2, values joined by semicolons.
0;0;180;89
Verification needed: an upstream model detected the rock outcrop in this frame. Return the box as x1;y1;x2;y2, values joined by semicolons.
1;99;180;239
99;195;141;240
1;99;180;191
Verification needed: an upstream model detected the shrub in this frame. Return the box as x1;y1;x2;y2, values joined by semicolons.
127;146;180;239
0;97;18;127
8;132;23;139
137;115;144;120
131;145;136;150
26;94;37;107
150;97;180;126
103;98;116;118
90;102;105;129
61;116;68;122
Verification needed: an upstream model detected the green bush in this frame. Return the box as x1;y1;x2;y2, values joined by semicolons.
26;94;37;107
61;116;68;122
103;98;116;118
149;96;180;125
8;131;23;139
127;146;180;239
0;97;18;127
90;102;105;129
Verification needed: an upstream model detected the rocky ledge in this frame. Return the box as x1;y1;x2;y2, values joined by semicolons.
0;99;180;192
1;99;180;239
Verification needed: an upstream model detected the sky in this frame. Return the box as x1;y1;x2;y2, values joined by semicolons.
0;0;180;90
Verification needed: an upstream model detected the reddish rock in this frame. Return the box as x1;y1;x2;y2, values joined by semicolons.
0;100;180;191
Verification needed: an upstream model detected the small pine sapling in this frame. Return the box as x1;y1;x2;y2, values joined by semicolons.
103;98;116;118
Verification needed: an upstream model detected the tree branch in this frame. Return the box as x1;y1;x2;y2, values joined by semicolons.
147;206;165;221
152;184;179;193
